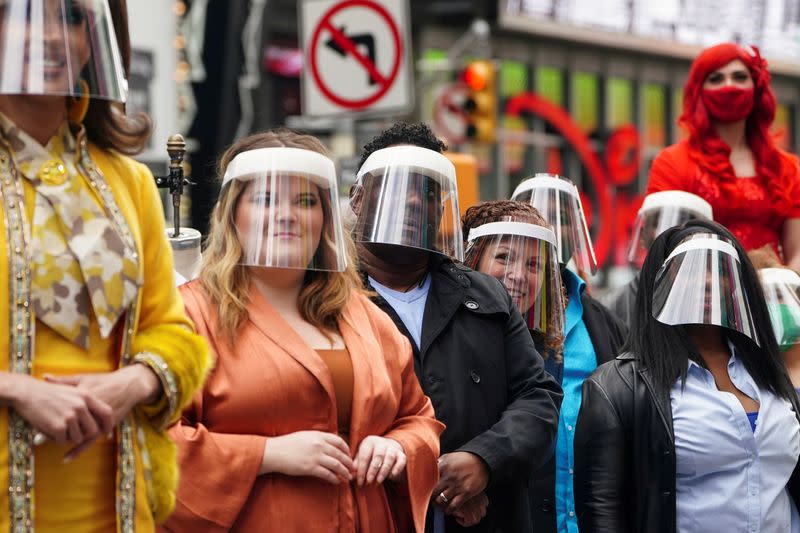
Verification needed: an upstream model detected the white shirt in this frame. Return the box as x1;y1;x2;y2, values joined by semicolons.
671;347;800;533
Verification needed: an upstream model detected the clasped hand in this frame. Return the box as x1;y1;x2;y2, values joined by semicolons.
11;365;160;461
260;431;407;486
433;451;490;526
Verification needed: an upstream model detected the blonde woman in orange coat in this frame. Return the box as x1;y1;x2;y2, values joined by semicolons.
163;130;443;532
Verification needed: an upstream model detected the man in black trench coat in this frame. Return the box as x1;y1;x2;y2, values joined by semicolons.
349;122;563;533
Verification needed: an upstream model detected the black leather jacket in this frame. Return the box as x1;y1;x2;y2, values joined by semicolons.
574;353;800;533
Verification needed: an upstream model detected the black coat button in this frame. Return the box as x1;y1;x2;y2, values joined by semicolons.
470;370;481;383
464;300;479;310
428;375;437;385
541;498;553;512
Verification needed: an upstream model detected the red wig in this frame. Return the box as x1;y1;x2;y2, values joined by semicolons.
680;43;795;215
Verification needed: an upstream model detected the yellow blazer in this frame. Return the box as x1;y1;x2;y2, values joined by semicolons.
0;137;211;532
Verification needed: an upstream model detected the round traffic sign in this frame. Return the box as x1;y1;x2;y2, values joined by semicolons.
308;0;403;109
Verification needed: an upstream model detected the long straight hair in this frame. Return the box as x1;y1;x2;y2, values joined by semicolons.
624;219;796;401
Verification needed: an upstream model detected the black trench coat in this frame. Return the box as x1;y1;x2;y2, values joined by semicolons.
365;254;563;533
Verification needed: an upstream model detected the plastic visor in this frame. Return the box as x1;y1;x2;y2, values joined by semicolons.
352;145;463;261
759;268;800;350
223;147;347;271
627;191;713;265
465;220;564;337
0;0;128;101
511;174;597;274
653;234;757;343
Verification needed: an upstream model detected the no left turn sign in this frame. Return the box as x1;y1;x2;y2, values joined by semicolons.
300;0;413;117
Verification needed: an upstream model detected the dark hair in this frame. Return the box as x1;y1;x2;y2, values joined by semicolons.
625;219;795;401
461;200;548;241
357;122;447;170
83;0;152;155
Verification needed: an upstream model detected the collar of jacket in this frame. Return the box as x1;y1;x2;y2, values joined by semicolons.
359;251;510;352
616;352;675;440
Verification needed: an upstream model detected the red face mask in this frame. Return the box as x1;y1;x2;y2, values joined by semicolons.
701;86;755;122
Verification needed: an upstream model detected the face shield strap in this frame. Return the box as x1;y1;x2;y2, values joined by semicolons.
665;238;740;264
222;147;336;188
467;221;557;247
356;145;456;186
637;190;714;219
760;267;800;286
511;174;579;201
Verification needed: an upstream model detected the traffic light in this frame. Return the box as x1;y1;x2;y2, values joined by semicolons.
461;60;496;143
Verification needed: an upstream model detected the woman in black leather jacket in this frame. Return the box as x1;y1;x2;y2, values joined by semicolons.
574;219;800;533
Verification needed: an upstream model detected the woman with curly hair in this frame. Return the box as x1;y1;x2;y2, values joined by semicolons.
461;201;566;360
647;43;800;270
461;200;626;533
164;129;443;532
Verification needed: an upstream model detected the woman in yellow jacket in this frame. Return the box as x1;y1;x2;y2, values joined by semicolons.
0;1;210;531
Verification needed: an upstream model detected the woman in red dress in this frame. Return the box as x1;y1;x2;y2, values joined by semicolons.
647;43;800;271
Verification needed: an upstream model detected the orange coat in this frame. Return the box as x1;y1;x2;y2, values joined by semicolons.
163;281;443;532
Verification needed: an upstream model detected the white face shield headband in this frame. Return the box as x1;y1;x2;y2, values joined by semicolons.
223;147;347;271
511;174;597;274
465;219;564;337
352;145;463;261
653;234;757;344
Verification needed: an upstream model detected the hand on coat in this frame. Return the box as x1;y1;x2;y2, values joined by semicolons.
8;374;114;448
354;436;407;485
260;430;355;484
451;492;489;528
44;365;161;460
433;451;490;513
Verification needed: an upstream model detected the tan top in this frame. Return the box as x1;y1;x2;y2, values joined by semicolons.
317;348;354;433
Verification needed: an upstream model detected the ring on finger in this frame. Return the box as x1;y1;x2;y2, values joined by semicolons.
439;491;449;504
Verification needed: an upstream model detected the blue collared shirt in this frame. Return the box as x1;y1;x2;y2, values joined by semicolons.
369;275;447;531
368;274;431;350
671;347;800;533
555;269;598;533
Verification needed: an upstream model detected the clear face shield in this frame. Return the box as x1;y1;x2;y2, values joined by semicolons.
628;191;714;266
653;234;758;343
465;219;565;338
351;145;463;261
0;0;127;101
511;174;597;274
223;147;347;272
758;268;800;352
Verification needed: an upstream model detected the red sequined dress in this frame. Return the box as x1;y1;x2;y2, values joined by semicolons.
647;140;800;259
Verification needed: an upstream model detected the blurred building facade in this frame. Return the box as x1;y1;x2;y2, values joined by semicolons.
141;0;800;284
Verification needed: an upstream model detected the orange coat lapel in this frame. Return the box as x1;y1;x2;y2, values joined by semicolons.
246;285;337;411
338;301;376;445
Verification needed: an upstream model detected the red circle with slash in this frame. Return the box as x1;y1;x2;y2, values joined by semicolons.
309;0;403;109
